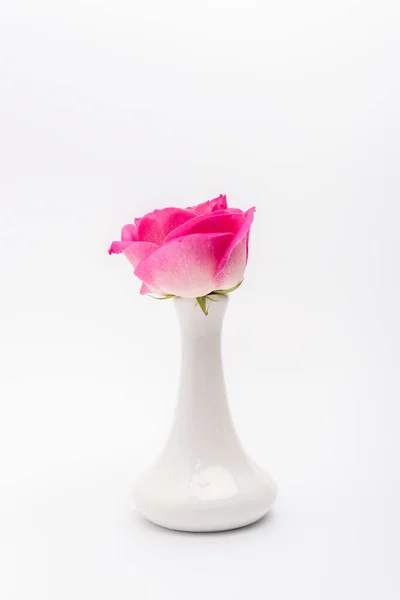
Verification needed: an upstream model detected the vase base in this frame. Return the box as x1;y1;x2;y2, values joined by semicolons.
137;508;272;533
133;462;277;533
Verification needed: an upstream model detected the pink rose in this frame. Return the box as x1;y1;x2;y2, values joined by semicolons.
109;194;255;298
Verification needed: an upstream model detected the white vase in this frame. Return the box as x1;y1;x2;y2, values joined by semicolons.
133;294;277;532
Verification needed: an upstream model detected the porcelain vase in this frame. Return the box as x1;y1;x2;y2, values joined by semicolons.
133;294;277;532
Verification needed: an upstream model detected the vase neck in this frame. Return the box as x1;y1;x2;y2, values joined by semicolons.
174;294;228;337
167;295;236;454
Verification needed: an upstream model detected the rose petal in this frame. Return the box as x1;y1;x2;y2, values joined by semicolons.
164;210;244;243
226;208;244;214
137;207;196;244
214;237;247;290
215;207;255;284
122;241;158;268
210;194;228;211
139;282;165;296
121;224;137;241
188;194;228;215
140;282;150;295
109;223;138;254
108;241;133;254
134;232;233;298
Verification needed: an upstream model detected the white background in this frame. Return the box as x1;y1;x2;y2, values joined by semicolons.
0;1;399;598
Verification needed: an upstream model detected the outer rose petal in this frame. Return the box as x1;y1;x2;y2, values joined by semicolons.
108;240;134;254
122;241;158;268
215;207;256;286
214;238;247;290
164;210;244;243
188;194;228;215
139;282;164;295
134;232;233;298
109;223;138;253
121;224;137;241
137;207;196;244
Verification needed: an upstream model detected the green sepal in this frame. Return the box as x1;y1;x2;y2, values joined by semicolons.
211;280;243;295
196;296;209;315
149;294;175;300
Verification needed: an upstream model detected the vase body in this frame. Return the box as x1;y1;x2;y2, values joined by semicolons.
133;294;277;532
